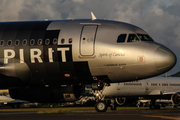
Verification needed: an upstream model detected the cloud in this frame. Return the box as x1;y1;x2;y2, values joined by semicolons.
18;1;61;20
72;0;84;3
0;0;179;75
0;0;24;21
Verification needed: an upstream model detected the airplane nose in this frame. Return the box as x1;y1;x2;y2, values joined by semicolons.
155;46;176;71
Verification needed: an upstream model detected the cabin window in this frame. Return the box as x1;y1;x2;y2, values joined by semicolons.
69;38;72;43
45;38;50;45
53;38;57;45
7;40;12;46
38;39;42;45
124;83;142;86
0;40;4;46
162;83;168;86
61;39;65;44
151;83;157;86
30;39;35;46
22;39;27;46
137;34;154;42
127;34;139;42
15;39;20;46
117;34;127;43
169;84;180;86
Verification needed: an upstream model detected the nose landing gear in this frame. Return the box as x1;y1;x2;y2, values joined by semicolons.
91;82;117;112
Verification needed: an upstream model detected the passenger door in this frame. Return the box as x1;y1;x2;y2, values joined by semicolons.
80;26;97;56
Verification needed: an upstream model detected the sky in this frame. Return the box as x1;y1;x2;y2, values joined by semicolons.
0;0;180;76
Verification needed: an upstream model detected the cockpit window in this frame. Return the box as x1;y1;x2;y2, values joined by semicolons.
137;34;154;42
127;34;139;42
117;34;127;43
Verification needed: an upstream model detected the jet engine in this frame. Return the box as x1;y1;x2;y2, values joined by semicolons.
0;58;31;89
171;94;180;105
115;97;138;106
9;85;84;103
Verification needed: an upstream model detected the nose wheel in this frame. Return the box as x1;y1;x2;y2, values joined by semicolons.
95;101;107;112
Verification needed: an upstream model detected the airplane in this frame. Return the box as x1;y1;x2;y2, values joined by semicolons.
100;77;180;110
0;13;176;112
136;99;172;108
0;91;28;108
0;92;15;104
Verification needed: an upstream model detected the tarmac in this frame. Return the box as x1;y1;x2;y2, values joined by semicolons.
1;107;180;120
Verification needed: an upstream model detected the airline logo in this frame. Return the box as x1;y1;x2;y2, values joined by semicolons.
3;46;71;64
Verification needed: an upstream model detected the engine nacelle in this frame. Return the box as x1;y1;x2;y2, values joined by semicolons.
171;94;180;105
115;97;138;106
0;58;31;89
9;85;84;103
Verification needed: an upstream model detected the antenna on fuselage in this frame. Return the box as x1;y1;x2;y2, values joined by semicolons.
91;12;97;20
166;72;168;77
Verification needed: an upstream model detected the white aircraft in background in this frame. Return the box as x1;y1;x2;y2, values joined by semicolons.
0;92;15;104
0;91;27;108
136;99;172;108
94;77;180;109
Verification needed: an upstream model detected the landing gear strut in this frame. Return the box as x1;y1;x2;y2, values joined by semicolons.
110;98;117;110
149;99;160;109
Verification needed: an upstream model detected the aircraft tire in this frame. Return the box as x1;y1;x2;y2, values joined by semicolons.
95;101;107;112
